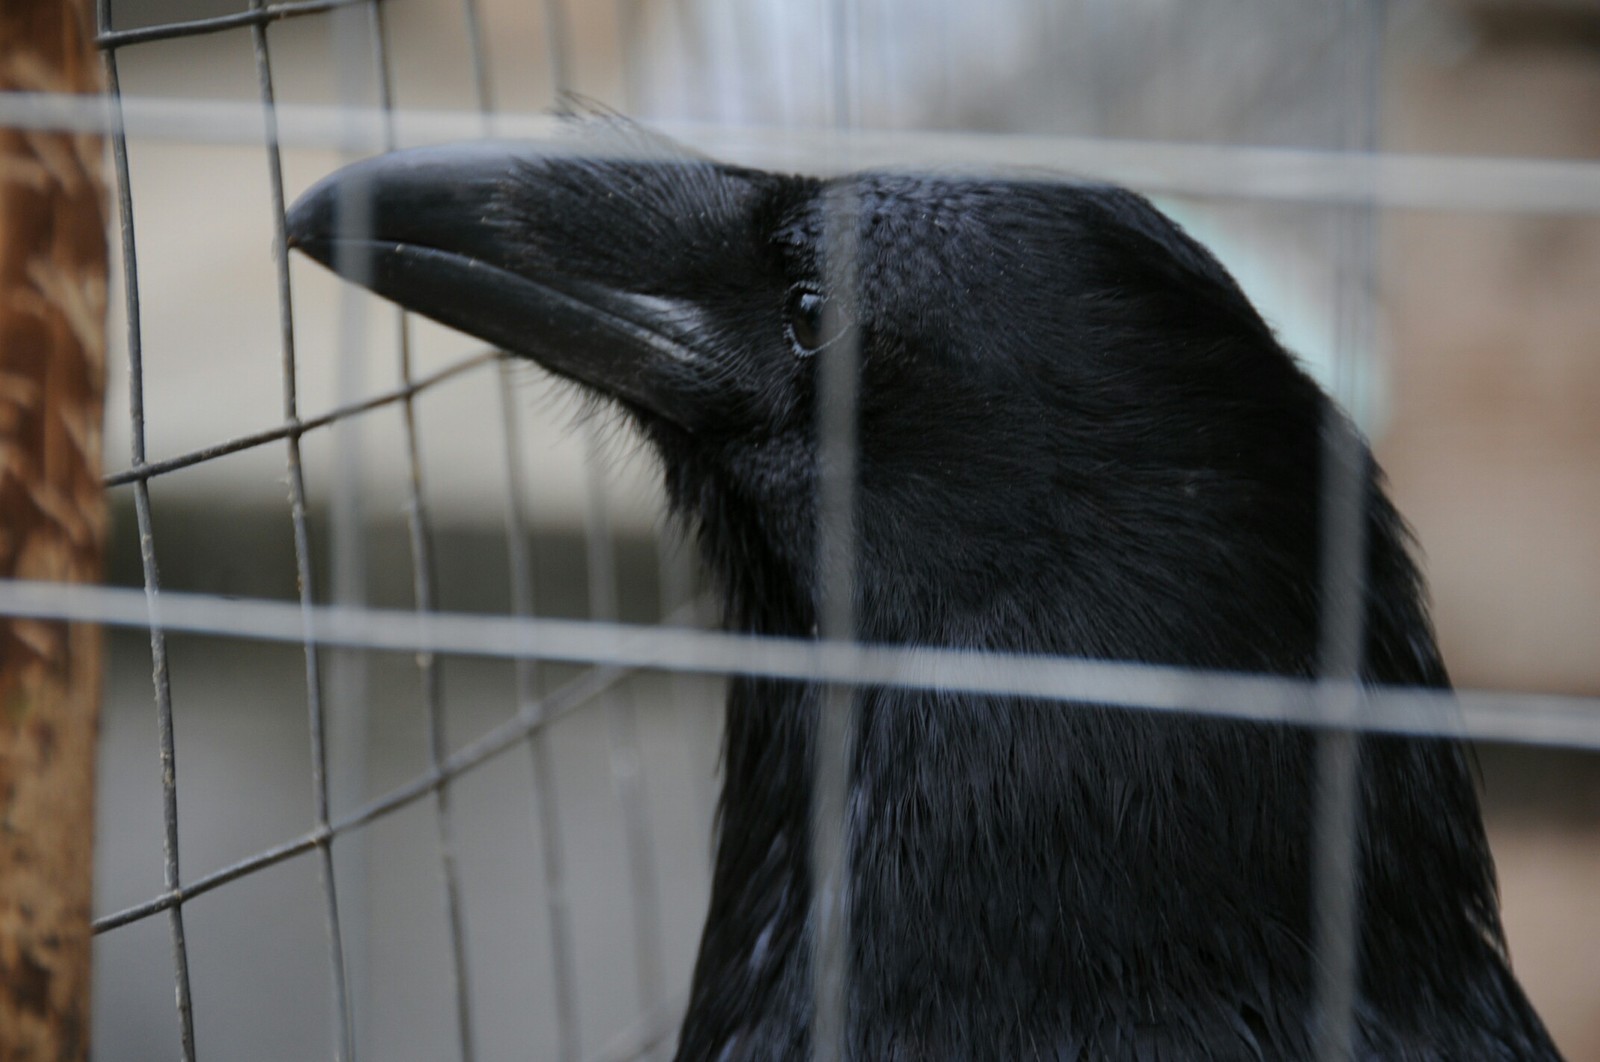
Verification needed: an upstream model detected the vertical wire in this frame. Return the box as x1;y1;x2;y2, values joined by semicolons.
649;0;720;838
538;2;671;1046
1310;2;1384;1060
365;4;477;1058
247;7;355;1059
575;7;669;1052
327;3;377;1053
95;10;197;1058
616;0;643;113
539;0;572;109
656;524;711;824
499;366;583;1062
458;0;495;117
465;8;581;1059
809;230;861;1062
581;427;668;1057
530;16;583;1059
810;3;862;1059
1081;0;1116;137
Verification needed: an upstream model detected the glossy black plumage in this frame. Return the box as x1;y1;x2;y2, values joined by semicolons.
286;125;1561;1061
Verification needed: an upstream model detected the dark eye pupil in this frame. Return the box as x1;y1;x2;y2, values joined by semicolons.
786;288;831;354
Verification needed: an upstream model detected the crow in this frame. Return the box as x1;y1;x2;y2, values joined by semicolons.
286;124;1561;1061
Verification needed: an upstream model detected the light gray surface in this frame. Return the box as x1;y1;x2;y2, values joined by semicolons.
95;585;724;1060
91;508;724;1060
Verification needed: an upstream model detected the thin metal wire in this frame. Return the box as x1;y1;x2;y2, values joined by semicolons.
581;426;668;1054
96;9;197;1057
93;662;631;933
96;0;372;49
810;4;864;1057
616;0;644;112
101;350;497;487
9;579;1600;749
458;0;495;116
363;1;477;1055
538;0;572;109
1310;3;1386;1058
498;362;583;1062
7;90;1600;215
655;526;712;843
247;5;356;1058
324;7;387;1050
463;4;582;1054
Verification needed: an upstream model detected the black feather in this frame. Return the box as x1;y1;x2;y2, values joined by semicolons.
285;130;1562;1061
646;169;1559;1061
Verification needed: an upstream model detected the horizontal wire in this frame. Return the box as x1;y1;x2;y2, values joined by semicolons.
8;579;1599;749
94;830;321;934
97;0;374;49
92;660;628;933
101;349;497;487
5;92;1600;214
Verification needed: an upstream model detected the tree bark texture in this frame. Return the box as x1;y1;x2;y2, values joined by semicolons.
0;0;108;1058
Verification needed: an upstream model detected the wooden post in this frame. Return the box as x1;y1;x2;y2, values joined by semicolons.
0;0;108;1058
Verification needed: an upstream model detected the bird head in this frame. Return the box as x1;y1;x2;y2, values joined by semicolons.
288;123;1342;655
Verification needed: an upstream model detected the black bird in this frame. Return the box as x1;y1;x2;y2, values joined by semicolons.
286;124;1560;1060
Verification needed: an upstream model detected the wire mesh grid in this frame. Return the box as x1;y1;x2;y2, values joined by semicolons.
1;0;1597;1059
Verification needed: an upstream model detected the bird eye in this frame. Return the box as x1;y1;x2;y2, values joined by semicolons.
784;285;846;356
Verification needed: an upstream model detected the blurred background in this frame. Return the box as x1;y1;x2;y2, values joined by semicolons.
88;0;1599;1058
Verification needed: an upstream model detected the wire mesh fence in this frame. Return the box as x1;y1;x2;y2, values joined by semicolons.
1;0;1597;1058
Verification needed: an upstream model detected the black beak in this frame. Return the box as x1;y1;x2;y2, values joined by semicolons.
286;140;716;432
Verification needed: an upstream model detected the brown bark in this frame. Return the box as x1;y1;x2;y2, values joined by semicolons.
0;1;108;1058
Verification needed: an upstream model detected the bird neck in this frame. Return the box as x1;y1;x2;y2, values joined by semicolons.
669;441;1550;1058
685;673;1548;1059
